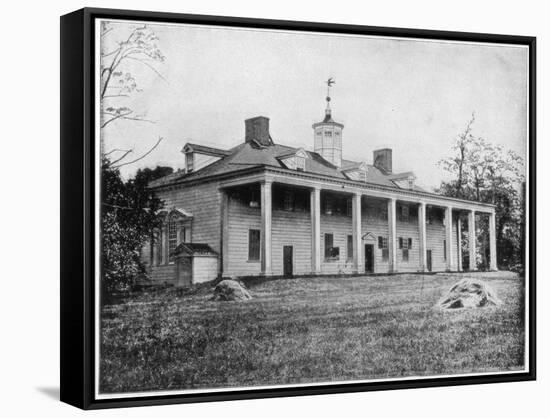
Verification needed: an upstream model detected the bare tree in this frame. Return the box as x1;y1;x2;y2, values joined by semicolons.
100;21;166;167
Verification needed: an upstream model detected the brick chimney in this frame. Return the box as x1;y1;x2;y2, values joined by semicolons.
245;116;273;146
373;148;392;173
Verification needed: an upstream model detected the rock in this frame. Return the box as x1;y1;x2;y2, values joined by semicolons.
437;278;501;309
212;279;252;301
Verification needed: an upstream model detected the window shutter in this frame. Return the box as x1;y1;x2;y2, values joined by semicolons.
378;236;383;249
408;238;412;249
399;237;403;249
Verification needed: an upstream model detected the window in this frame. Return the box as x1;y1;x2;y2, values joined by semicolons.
359;170;367;182
378;236;389;262
296;156;306;172
399;205;409;222
377;205;388;221
249;188;260;208
346;198;352;217
443;239;447;261
248;229;261;261
325;233;339;261
283;190;294;211
325;131;333;137
347;235;353;261
153;228;162;266
399;237;412;262
325;196;333;215
185;152;194;172
408;177;414;190
168;215;180;264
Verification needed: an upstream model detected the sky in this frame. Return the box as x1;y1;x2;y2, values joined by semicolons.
100;20;528;191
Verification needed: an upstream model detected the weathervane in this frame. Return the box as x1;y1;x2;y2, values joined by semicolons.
326;77;335;104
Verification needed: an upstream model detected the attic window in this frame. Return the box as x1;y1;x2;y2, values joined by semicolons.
408;177;414;190
359;170;367;182
185;152;194;172
296;156;305;172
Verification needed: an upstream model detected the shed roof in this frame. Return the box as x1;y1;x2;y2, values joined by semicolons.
174;243;218;257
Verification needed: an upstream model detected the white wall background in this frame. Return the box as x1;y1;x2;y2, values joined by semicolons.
0;0;546;416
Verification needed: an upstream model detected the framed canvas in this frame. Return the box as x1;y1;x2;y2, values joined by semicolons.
60;7;536;410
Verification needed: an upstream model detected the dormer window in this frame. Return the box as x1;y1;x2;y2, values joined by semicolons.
296;156;305;171
279;148;308;172
408;176;414;190
185;152;194;172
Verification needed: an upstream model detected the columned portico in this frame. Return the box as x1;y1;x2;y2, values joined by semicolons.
352;192;363;273
445;206;455;271
468;210;477;271
216;172;497;277
388;198;397;272
260;180;272;275
310;186;321;274
418;202;427;272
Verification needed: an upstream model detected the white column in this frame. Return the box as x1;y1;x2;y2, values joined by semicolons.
220;190;229;277
388;198;397;272
457;215;463;271
311;186;321;274
445;206;455;271
468;210;477;271
489;211;498;271
260;180;272;275
418;202;427;272
352;192;363;273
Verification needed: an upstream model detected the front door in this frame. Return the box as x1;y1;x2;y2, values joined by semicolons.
283;246;293;277
426;250;433;272
364;244;374;273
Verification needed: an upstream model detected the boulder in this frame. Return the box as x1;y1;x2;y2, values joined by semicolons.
437;278;501;309
212;279;252;301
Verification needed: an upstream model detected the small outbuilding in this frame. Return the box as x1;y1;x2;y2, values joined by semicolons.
174;243;219;287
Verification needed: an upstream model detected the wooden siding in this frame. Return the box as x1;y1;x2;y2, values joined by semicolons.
272;209;312;275
149;264;176;285
395;209;421;273
426;219;445;272
192;256;219;283
320;213;354;274
362;200;390;274
148;181;221;283
226;197;262;276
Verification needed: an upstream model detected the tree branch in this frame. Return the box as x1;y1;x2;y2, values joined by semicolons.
125;56;168;83
111;137;163;169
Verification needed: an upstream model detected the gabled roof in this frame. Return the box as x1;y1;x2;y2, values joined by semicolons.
149;141;420;191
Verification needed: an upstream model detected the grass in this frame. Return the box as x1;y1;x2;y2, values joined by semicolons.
100;271;525;393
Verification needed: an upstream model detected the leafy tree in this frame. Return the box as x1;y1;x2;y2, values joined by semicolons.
101;162;173;293
437;114;525;272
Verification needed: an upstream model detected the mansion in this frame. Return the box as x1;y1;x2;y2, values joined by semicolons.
142;95;497;286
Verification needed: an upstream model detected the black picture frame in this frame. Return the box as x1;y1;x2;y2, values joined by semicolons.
60;7;536;410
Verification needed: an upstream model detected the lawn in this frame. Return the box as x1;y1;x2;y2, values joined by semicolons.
100;272;525;394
